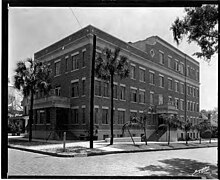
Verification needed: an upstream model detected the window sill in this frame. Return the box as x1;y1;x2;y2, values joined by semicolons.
119;99;126;102
71;69;79;72
81;95;86;97
95;95;102;98
54;74;61;78
131;101;138;103
71;96;79;99
103;96;110;99
149;83;155;86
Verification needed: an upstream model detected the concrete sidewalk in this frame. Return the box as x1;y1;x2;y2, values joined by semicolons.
8;136;218;157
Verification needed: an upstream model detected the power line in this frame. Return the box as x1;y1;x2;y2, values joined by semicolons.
69;7;82;29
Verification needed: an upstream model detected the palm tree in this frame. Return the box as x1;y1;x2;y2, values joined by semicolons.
182;119;192;145
122;116;146;145
14;58;52;142
95;47;129;145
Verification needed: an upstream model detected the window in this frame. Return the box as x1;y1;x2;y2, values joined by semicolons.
159;52;164;64
72;108;79;124
130;88;137;102
187;66;190;76
71;82;79;97
46;109;50;124
55;61;61;76
175;81;179;92
158;94;163;105
159;75;164;88
179;63;184;74
118;110;125;125
103;82;109;97
82;79;85;96
192;102;195;111
175;99;179;109
130;65;136;79
94;108;99;124
55;86;61;96
139;68;145;82
197;103;199;112
197;88;199;98
168;78;172;90
95;80;101;96
168;96;173;105
187;101;190;111
150;92;154;105
113;84;118;99
174;60;179;71
168;56;172;68
65;57;68;72
72;54;79;70
187;86;190;95
180;100;184;110
119;85;126;100
193;88;195;97
102;109;108;124
82;107;86;124
82;51;86;67
149;72;155;85
196;70;199;81
180;83;184;94
139;90;145;104
39;110;45;124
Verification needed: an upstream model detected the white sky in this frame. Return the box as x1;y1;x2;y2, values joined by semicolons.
8;7;218;111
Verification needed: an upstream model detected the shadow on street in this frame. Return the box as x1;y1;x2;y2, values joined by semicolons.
137;158;218;178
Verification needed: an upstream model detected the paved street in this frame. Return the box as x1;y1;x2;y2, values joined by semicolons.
8;147;217;176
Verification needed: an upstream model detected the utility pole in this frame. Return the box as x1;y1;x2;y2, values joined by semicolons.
90;34;96;148
184;54;188;144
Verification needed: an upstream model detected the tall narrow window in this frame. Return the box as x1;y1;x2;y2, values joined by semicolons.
65;57;68;72
82;107;86;124
159;75;164;88
149;72;155;85
55;61;61;76
72;54;79;70
168;78;173;90
95;80;101;96
113;84;118;99
150;92;154;105
103;82;109;97
139;68;145;82
82;79;85;96
168;56;172;68
55;86;61;96
118;110;125;124
158;94;163;105
71;82;79;97
174;60;179;71
94;108;99;124
180;83;184;94
130;65;136;79
139;90;145;104
72;108;79;124
175;81;179;92
130;88;137;102
82;51;86;67
102;109;108;124
159;52;164;64
119;86;126;100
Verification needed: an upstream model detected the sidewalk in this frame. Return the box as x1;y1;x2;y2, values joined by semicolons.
8;136;218;157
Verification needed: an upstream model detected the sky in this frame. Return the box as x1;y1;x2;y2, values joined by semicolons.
8;7;218;111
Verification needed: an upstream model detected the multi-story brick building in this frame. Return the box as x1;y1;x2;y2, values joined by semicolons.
27;25;200;141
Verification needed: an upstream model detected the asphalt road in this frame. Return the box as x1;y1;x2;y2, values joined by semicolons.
8;147;217;177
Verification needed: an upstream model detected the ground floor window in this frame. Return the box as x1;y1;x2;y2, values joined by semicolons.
71;109;79;124
102;109;108;124
103;134;109;140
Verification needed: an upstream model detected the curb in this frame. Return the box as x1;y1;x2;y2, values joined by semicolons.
8;144;217;158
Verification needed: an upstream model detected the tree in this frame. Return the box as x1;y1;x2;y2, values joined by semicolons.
14;58;52;142
95;47;130;145
181;119;192;145
170;5;218;62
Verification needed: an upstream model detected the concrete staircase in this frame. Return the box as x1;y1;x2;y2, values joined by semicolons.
148;126;167;141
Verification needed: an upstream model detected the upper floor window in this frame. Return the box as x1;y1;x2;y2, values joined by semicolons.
149;71;155;85
187;66;190;76
158;94;163;105
118;110;125;124
72;108;79;124
150;92;154;105
113;84;118;99
54;60;61;76
159;52;164;64
168;78;173;90
180;83;184;94
94;107;99;124
139;68;145;82
103;82;109;97
102;108;108;124
72;54;79;70
175;81;179;92
179;63;184;74
71;82;79;97
159;75;164;88
139;90;145;104
95;80;101;96
130;65;136;79
175;98;179;109
82;50;86;67
130;88;137;102
119;85;126;100
82;107;86;124
168;56;172;68
65;56;69;72
82;79;86;96
174;60;179;71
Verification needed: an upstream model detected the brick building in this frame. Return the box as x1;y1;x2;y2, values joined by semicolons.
25;25;200;141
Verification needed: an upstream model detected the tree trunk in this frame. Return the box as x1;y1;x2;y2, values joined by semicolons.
143;119;147;145
127;128;135;145
185;130;188;145
29;89;34;142
168;124;170;146
199;131;201;144
110;75;114;145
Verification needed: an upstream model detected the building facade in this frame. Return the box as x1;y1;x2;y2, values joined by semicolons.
29;25;200;141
